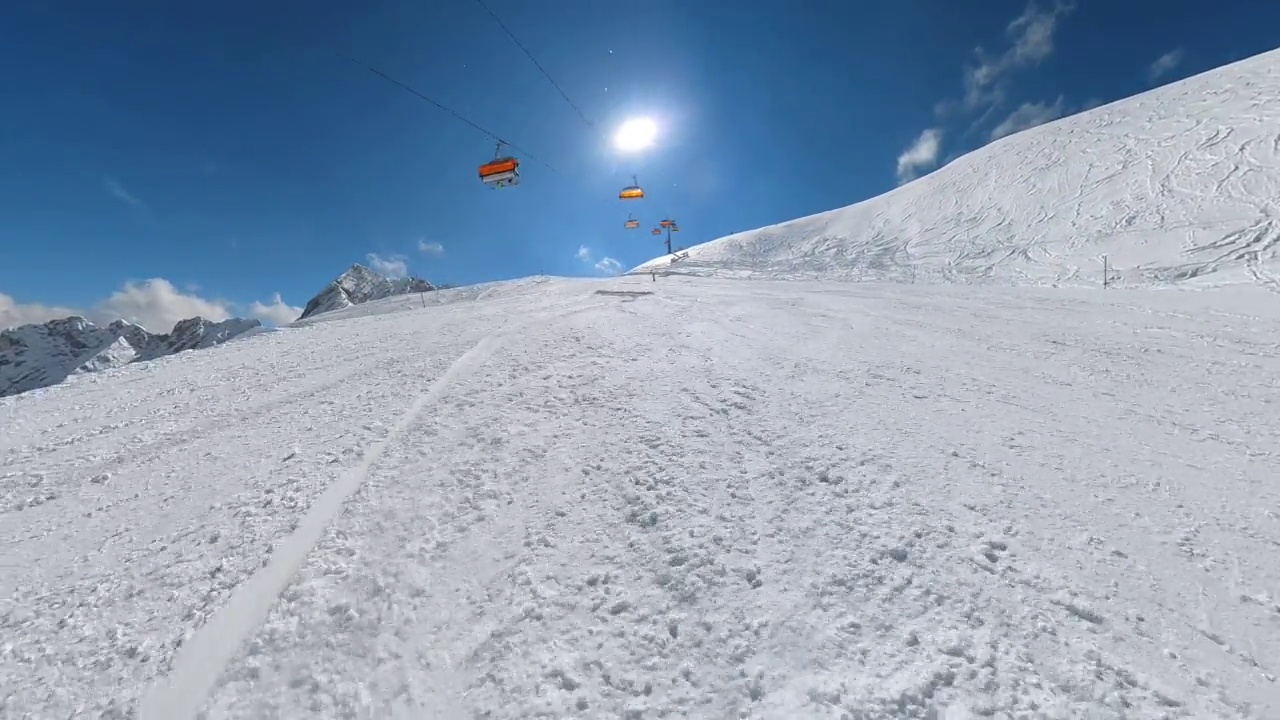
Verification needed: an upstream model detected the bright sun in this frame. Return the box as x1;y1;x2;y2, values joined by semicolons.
614;117;658;152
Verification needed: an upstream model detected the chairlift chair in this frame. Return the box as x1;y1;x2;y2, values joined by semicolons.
619;175;644;200
479;142;520;188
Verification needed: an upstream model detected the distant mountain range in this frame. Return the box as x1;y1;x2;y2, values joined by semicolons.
0;263;436;399
0;315;262;399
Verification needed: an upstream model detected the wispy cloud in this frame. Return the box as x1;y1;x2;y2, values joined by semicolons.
1079;97;1106;112
1148;48;1184;84
963;1;1075;110
990;96;1067;140
902;1;1074;181
595;257;623;274
366;252;409;278
575;245;624;275
103;176;143;207
417;239;444;256
896;128;944;184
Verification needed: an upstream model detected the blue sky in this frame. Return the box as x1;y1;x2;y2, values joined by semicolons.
1;0;1276;330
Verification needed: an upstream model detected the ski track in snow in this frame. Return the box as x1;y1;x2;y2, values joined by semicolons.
0;290;588;718
3;277;1280;718
138;334;506;720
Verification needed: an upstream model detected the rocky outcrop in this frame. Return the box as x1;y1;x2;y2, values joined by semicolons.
299;264;435;320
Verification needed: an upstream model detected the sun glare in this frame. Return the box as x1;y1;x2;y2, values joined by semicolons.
614;117;658;152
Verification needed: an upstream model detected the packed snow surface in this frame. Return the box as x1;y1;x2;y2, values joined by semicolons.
636;47;1280;289
3;276;1279;718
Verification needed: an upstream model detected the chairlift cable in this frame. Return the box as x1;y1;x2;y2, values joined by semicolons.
469;0;663;212
471;0;596;129
334;49;563;175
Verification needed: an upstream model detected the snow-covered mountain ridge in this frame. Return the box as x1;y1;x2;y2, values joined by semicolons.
0;315;261;399
0;263;436;398
637;46;1280;289
299;263;435;320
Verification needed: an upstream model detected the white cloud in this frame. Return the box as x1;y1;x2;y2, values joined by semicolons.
963;1;1074;110
417;239;444;255
575;245;624;275
103;176;143;207
903;1;1073;180
3;281;305;334
366;252;408;279
896;128;944;184
1148;48;1184;83
91;278;232;332
990;96;1067;140
0;293;81;331
248;292;303;326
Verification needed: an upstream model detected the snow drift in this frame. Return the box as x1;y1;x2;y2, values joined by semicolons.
636;47;1280;289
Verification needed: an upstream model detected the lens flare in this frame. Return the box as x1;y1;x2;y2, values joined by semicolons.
614;117;658;152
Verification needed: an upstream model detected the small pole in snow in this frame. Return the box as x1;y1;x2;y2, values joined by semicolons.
1103;255;1109;289
651;270;656;282
420;291;426;308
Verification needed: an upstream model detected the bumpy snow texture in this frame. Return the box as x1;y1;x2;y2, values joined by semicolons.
4;42;1280;720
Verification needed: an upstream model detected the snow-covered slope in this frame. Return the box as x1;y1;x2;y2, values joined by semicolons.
299;263;436;320
637;47;1280;289
4;275;1278;719
291;274;583;326
0;315;261;398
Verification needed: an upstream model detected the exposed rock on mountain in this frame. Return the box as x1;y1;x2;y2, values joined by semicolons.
0;315;261;398
299;264;435;320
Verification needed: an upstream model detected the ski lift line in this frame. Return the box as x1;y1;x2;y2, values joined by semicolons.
471;0;595;129
336;50;655;212
334;49;563;175
468;2;658;211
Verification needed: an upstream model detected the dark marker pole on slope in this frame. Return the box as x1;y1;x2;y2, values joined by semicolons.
1103;255;1109;289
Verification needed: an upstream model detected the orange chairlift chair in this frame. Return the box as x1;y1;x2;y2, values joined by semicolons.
618;175;644;200
479;142;520;188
